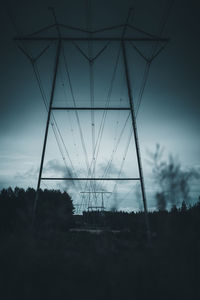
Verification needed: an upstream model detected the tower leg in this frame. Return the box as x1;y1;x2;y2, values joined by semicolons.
121;41;151;244
32;40;62;226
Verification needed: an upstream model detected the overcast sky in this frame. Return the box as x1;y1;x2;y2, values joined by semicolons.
0;0;200;211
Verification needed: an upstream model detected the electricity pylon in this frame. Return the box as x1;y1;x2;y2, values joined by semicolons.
15;7;169;241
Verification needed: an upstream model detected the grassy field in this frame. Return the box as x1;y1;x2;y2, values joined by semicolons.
0;188;200;299
0;224;199;300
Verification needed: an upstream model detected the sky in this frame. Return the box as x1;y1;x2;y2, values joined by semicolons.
0;0;200;212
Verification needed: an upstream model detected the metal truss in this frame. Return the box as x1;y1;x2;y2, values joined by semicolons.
15;7;169;241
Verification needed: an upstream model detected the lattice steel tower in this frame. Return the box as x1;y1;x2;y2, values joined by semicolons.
15;7;169;239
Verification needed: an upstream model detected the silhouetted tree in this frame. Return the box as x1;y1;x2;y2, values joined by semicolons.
148;144;199;209
0;188;74;232
171;204;178;214
181;201;187;212
156;191;167;211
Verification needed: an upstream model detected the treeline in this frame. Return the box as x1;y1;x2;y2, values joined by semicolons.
0;187;74;233
1;187;200;238
82;200;200;237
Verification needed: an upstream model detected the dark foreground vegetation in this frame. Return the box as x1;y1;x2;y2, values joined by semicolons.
0;188;200;300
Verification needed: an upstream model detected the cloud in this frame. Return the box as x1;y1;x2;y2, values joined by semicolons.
14;166;38;181
13;159;78;191
44;159;73;178
98;161;125;177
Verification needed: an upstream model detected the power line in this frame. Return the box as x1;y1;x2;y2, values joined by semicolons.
82;42;122;196
62;44;90;174
101;112;131;183
110;127;133;197
6;7;80;191
132;0;174;117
